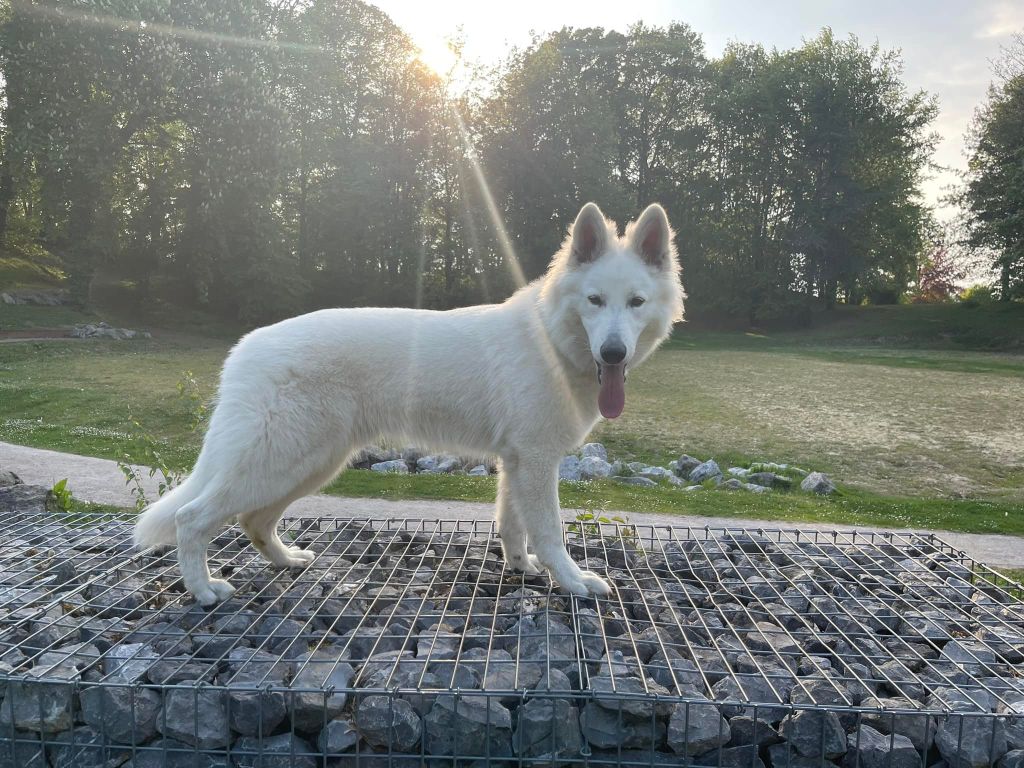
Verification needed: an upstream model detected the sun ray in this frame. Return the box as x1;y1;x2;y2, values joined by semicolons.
15;2;323;55
452;111;527;290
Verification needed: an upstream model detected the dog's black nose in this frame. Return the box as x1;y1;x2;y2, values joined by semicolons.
600;339;627;365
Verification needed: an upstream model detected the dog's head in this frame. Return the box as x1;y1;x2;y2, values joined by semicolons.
551;202;685;419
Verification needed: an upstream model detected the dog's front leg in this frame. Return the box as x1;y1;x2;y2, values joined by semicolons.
495;461;542;575
509;457;611;597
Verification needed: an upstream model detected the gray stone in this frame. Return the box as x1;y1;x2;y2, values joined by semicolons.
860;695;936;751
558;456;582;481
667;699;731;755
318;716;359;754
580;443;608;461
590;675;673;720
711;675;790;721
355;695;422;752
689;459;722;484
157;687;231;750
222;649;291;737
976;626;1024;663
936;710;1008;768
743;482;771;493
0;661;78;732
513;697;580;760
0;736;46;768
613;475;657;487
482;648;543;702
423;694;513;757
999;750;1024;768
695;745;766;768
499;614;576;671
232;733;317;768
370;459;409;474
646;649;705;692
579;456;613;479
416;455;441;472
747;471;777;487
287;652;355;731
0;483;51;514
123;738;229;767
767;742;831;767
46;725;131;768
419;456;461;474
146;657;217;685
800;472;836;495
941;639;998;676
1001;695;1024;749
101;641;159;682
728;715;782;748
580;701;665;750
842;724;920;768
80;683;161;744
467;464;489;476
778;709;846;758
722;477;744;490
674;455;702;476
0;468;21;487
638;466;674;481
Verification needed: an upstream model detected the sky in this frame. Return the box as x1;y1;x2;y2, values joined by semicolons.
372;0;1024;221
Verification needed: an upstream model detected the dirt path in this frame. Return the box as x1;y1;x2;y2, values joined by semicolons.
2;440;1021;569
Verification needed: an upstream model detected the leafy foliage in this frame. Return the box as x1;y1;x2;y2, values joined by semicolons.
117;370;207;510
0;5;939;323
963;72;1024;301
50;477;72;512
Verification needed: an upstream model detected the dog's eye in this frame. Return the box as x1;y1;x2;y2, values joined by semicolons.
629;296;646;308
588;295;604;307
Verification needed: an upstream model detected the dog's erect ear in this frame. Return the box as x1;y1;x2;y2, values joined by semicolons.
628;203;674;269
570;203;609;265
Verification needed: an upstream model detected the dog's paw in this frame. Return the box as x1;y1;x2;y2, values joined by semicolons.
577;570;612;596
507;552;543;575
192;578;236;607
284;546;316;566
555;568;611;597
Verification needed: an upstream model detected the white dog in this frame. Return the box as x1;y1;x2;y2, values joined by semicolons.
134;202;684;605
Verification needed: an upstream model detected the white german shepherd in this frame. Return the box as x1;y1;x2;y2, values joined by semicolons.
135;202;684;604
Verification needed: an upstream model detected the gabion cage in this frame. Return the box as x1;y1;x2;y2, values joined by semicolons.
0;510;1021;768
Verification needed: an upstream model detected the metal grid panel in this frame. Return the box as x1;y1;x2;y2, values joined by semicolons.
0;510;1020;767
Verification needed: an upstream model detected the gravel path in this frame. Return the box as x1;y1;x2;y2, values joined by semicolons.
2;440;1021;569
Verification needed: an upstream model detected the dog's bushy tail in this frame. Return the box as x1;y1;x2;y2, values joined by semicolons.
133;477;199;548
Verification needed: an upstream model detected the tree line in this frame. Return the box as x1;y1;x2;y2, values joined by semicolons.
0;1;972;326
962;32;1024;303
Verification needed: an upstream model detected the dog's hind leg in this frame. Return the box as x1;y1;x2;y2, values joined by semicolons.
509;456;611;597
237;453;353;569
495;459;541;575
175;492;240;606
239;502;315;568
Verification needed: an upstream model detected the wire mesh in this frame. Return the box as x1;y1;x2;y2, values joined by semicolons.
0;510;1020;767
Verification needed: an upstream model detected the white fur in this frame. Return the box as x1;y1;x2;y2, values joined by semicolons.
134;203;684;605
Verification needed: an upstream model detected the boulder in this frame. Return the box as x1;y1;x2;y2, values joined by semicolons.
689;459;722;484
579;456;613;479
558;456;582;481
800;472;836;495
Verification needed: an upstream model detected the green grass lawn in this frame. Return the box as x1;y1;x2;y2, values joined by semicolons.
325;471;1024;536
1;301;1022;534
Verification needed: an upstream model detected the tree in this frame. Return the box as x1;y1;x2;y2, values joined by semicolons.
963;73;1024;300
782;30;937;307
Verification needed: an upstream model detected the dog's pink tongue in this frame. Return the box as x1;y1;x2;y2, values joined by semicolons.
598;364;626;419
